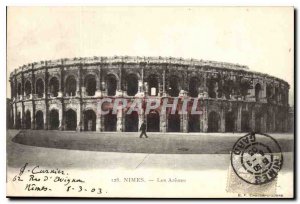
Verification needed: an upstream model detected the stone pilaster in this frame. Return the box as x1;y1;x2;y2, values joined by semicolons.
160;108;167;132
237;103;242;132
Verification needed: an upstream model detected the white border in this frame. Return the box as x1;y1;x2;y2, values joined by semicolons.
1;1;297;204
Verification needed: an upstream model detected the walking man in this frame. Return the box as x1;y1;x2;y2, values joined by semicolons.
139;121;148;138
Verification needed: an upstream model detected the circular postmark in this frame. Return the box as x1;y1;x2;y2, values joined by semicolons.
231;132;283;185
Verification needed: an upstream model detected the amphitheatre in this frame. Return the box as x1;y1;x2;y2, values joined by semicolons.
8;56;290;133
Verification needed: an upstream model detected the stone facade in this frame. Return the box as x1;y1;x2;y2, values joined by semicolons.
9;56;290;133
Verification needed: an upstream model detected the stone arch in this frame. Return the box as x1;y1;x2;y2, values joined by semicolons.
188;114;200;132
84;74;97;96
65;75;77;96
65;109;77;130
35;110;44;130
167;110;180;132
168;75;180;97
147;110;160;132
255;83;262;102
106;74;117;96
16;112;21;129
147;74;159;96
225;111;235;132
83;109;96;131
125;111;139;132
49;76;59;97
255;111;262;132
25;80;32;96
207;78;217;98
104;110;117;131
208;111;220;132
25;109;31;129
241;111;250;132
126;73;139;96
49;109;59;130
189;76;199;97
17;83;22;96
35;78;44;98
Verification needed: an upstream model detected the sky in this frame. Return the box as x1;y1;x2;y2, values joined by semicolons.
7;7;294;105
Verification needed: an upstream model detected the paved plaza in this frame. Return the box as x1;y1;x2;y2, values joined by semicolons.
7;130;293;171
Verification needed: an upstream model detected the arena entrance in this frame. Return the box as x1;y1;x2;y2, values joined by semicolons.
168;111;180;132
208;111;220;132
125;111;139;132
25;110;31;129
65;109;77;130
104;110;117;131
225;111;235;132
241;111;250;132
16;112;21;129
35;110;44;130
255;112;262;132
188;114;200;132
83;110;96;131
126;74;138;96
49;109;59;130
147;110;160;132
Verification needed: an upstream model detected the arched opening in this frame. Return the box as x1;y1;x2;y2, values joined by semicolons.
126;74;138;96
35;110;44;130
189;77;199;97
224;80;234;99
85;75;97;96
104;110;117;131
49;109;59;130
266;84;272;100
208;111;220;132
16;112;21;129
148;75;159;96
207;79;217;98
147;110;160;132
225;111;235;132
125;111;139;132
240;79;251;100
188;114;200;132
255;112;262;132
255;83;261;102
65;75;77;97
241;111;250;132
107;75;117;96
36;79;44;98
168;110;180;132
83;109;96;131
49;77;59;97
25;81;31;96
17;83;22;96
168;75;180;97
25;110;31;129
65;109;77;130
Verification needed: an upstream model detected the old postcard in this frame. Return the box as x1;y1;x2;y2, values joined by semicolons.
6;6;294;198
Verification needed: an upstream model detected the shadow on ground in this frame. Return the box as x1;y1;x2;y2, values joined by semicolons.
12;130;293;154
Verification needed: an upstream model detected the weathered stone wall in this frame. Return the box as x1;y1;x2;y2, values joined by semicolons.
9;56;290;133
